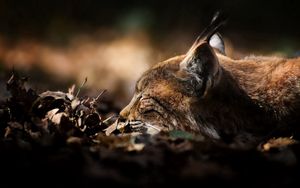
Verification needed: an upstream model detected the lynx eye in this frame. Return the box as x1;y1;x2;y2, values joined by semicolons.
138;97;166;117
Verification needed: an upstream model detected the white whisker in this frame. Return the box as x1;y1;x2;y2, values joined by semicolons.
144;123;161;132
129;120;143;125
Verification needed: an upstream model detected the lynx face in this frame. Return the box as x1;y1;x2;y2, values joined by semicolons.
111;39;227;139
118;52;212;135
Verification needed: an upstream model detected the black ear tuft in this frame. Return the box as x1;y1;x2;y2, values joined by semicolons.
192;11;228;49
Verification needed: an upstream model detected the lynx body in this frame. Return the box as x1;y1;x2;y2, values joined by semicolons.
108;16;300;143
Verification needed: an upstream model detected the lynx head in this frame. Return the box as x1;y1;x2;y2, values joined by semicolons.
117;38;223;134
106;13;243;139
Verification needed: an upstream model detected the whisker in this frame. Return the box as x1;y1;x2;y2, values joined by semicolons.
129;120;143;125
131;124;143;129
144;123;161;132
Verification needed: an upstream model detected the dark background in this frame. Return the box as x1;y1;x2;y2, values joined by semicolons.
1;0;300;44
0;0;300;105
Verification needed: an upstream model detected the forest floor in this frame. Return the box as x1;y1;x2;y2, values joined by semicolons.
0;73;299;188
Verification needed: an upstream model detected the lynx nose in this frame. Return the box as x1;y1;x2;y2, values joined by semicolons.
119;107;137;122
119;93;142;121
119;107;129;119
119;105;136;122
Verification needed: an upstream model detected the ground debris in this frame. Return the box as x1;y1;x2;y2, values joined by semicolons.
0;73;299;187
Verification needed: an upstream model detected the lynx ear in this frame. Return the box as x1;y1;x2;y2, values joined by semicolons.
180;42;221;96
209;33;225;55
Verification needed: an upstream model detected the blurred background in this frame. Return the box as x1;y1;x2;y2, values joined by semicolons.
0;0;300;108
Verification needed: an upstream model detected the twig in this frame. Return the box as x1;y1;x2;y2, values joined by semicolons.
75;77;87;98
103;114;118;124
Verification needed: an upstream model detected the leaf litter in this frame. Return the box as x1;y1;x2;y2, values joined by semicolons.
0;73;299;187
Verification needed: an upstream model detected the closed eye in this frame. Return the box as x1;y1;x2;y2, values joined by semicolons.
140;107;158;114
138;97;167;118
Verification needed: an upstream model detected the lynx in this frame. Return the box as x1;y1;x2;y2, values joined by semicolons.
107;14;300;143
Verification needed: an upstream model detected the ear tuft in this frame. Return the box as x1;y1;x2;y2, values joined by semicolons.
209;33;225;55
